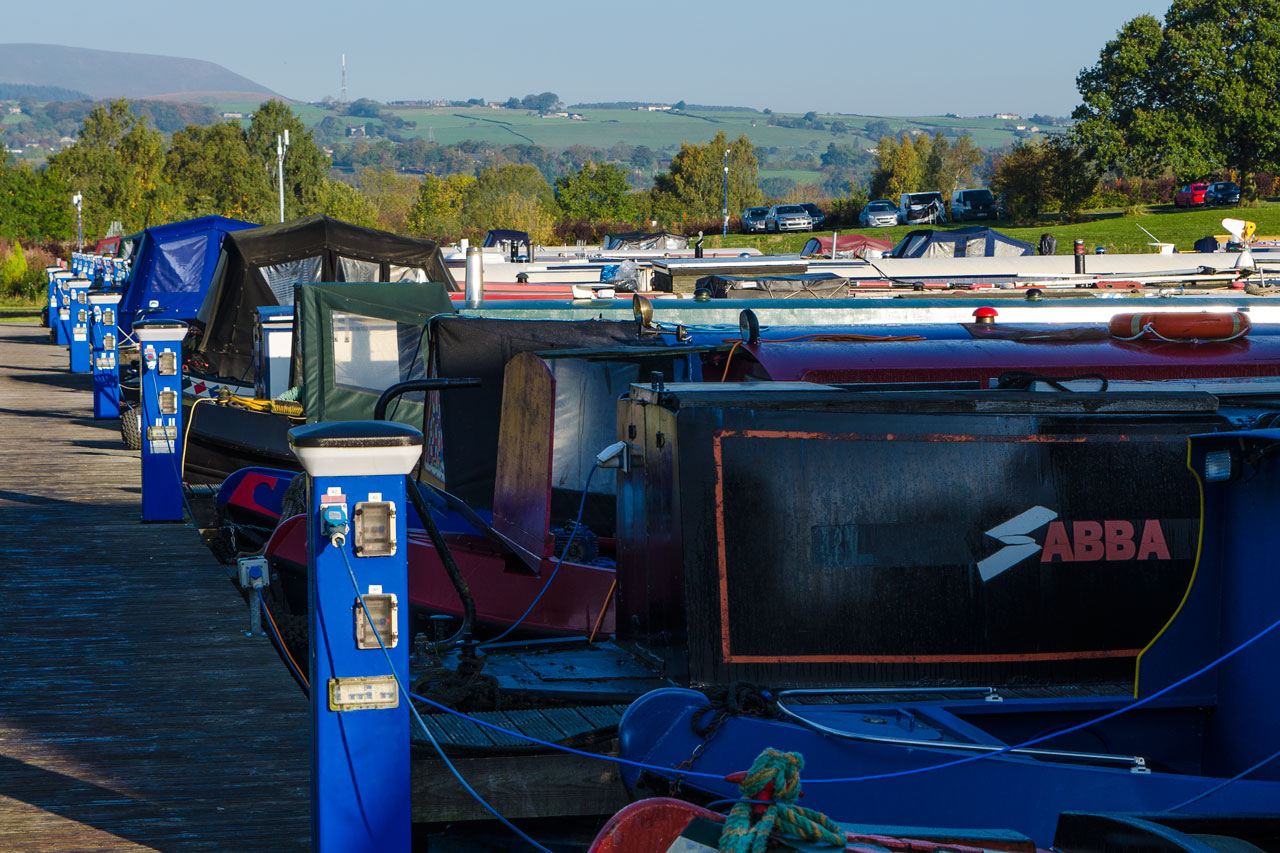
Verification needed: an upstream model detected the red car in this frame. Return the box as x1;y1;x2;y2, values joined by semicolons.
1174;183;1209;207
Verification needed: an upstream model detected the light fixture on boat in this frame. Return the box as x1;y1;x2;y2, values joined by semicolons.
632;293;654;329
1203;449;1236;482
972;306;998;325
739;309;761;344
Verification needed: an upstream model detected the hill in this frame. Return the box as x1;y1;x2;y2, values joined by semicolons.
0;44;280;101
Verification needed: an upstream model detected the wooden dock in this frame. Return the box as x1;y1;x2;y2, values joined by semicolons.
0;323;310;851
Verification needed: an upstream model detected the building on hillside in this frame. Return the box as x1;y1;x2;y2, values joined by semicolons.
994;113;1021;120
221;112;244;119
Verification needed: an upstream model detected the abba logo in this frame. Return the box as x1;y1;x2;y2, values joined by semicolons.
977;505;1171;582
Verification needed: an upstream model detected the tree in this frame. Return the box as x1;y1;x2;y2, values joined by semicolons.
650;131;762;223
520;92;561;113
869;132;923;200
244;100;329;219
0;160;73;240
357;166;419;232
405;173;474;239
555;161;634;221
314;177;378;227
1073;1;1280;192
164;121;273;221
988;138;1100;222
47;99;179;235
459;164;556;240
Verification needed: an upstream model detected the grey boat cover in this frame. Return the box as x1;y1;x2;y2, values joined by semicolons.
890;226;1034;259
602;231;689;251
696;273;854;299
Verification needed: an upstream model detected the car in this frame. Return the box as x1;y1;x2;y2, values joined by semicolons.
741;206;769;233
950;188;999;221
1205;181;1241;206
764;204;814;232
798;203;826;230
899;191;947;225
859;199;901;227
1174;183;1209;207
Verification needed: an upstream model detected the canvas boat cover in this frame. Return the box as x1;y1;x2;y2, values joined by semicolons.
426;317;677;510
294;281;457;430
801;234;893;259
117;215;257;335
602;231;689;251
891;227;1034;259
195;215;456;381
482;229;531;248
696;273;855;299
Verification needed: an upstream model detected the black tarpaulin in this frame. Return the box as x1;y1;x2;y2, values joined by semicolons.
194;215;455;381
602;231;689;251
890;226;1035;259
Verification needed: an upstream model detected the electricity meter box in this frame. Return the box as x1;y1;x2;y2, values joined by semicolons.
87;289;123;419
134;319;189;522
68;279;93;373
288;420;422;852
253;306;294;400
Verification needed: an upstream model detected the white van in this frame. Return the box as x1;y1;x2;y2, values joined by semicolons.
950;188;999;221
898;192;946;225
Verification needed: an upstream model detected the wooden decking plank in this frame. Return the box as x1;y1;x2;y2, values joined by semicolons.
0;324;310;850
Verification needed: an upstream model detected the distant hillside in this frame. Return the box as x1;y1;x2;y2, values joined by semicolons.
0;82;88;102
0;44;280;101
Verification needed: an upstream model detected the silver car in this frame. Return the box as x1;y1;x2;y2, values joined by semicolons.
859;199;900;227
741;206;769;233
765;204;814;232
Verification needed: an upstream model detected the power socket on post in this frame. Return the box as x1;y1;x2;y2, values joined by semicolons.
237;556;269;589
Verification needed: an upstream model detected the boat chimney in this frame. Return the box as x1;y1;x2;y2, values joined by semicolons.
1074;239;1086;274
973;306;998;326
464;246;484;309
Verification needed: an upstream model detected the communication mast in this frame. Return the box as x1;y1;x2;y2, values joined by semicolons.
340;54;347;104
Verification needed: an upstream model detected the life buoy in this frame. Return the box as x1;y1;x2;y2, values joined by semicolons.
1109;312;1251;342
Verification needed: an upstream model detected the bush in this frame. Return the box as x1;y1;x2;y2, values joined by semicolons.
0;239;59;301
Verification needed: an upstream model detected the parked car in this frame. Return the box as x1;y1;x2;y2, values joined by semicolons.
765;204;814;232
799;203;826;230
950;188;999;221
859;199;901;227
899;191;947;225
1174;183;1210;207
1205;181;1241;206
741;206;769;233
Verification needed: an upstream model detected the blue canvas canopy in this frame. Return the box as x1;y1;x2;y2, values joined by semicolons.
118;215;257;334
890;226;1034;259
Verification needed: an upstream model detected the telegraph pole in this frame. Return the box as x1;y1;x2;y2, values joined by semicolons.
722;149;729;237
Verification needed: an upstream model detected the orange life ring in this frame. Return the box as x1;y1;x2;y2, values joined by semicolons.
1109;311;1251;341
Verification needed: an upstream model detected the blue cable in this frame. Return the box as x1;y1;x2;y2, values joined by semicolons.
480;462;599;647
406;610;1280;787
338;546;554;853
1162;746;1280;811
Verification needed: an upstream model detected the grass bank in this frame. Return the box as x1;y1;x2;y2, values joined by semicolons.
706;202;1280;255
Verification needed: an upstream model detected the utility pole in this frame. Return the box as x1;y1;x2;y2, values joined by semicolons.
276;129;290;223
72;193;83;250
722;149;729;237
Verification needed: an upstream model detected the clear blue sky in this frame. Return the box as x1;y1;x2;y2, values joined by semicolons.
10;0;1169;116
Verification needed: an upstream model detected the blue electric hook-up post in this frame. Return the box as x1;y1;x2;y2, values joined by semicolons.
135;319;188;523
289;420;423;853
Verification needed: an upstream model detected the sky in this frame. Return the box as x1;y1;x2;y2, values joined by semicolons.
8;0;1170;117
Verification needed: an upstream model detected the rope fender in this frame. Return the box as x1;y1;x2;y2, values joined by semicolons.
719;748;845;852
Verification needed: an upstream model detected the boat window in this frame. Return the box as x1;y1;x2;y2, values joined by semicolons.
331;311;426;397
388;265;430;283
261;256;323;304
993;240;1027;257
337;256;382;283
923;240;955;258
965;236;987;257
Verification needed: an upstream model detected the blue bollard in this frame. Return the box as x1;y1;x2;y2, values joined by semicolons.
289;420;422;853
68;279;92;373
47;270;70;334
135;319;189;523
54;276;81;346
88;289;122;419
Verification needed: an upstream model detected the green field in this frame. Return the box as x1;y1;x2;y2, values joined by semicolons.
706;203;1280;255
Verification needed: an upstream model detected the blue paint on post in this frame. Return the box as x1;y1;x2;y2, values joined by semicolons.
290;421;423;853
88;289;122;419
135;319;188;523
68;278;92;373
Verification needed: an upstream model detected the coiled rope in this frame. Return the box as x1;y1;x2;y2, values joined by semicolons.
718;748;844;852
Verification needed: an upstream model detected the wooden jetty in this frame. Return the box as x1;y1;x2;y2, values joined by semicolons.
0;323;309;851
0;321;634;849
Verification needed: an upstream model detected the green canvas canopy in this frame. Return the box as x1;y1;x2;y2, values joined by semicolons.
293;281;457;428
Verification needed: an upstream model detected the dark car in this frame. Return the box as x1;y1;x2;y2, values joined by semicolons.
799;203;826;230
1174;183;1209;207
741;206;769;233
1205;181;1241;206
